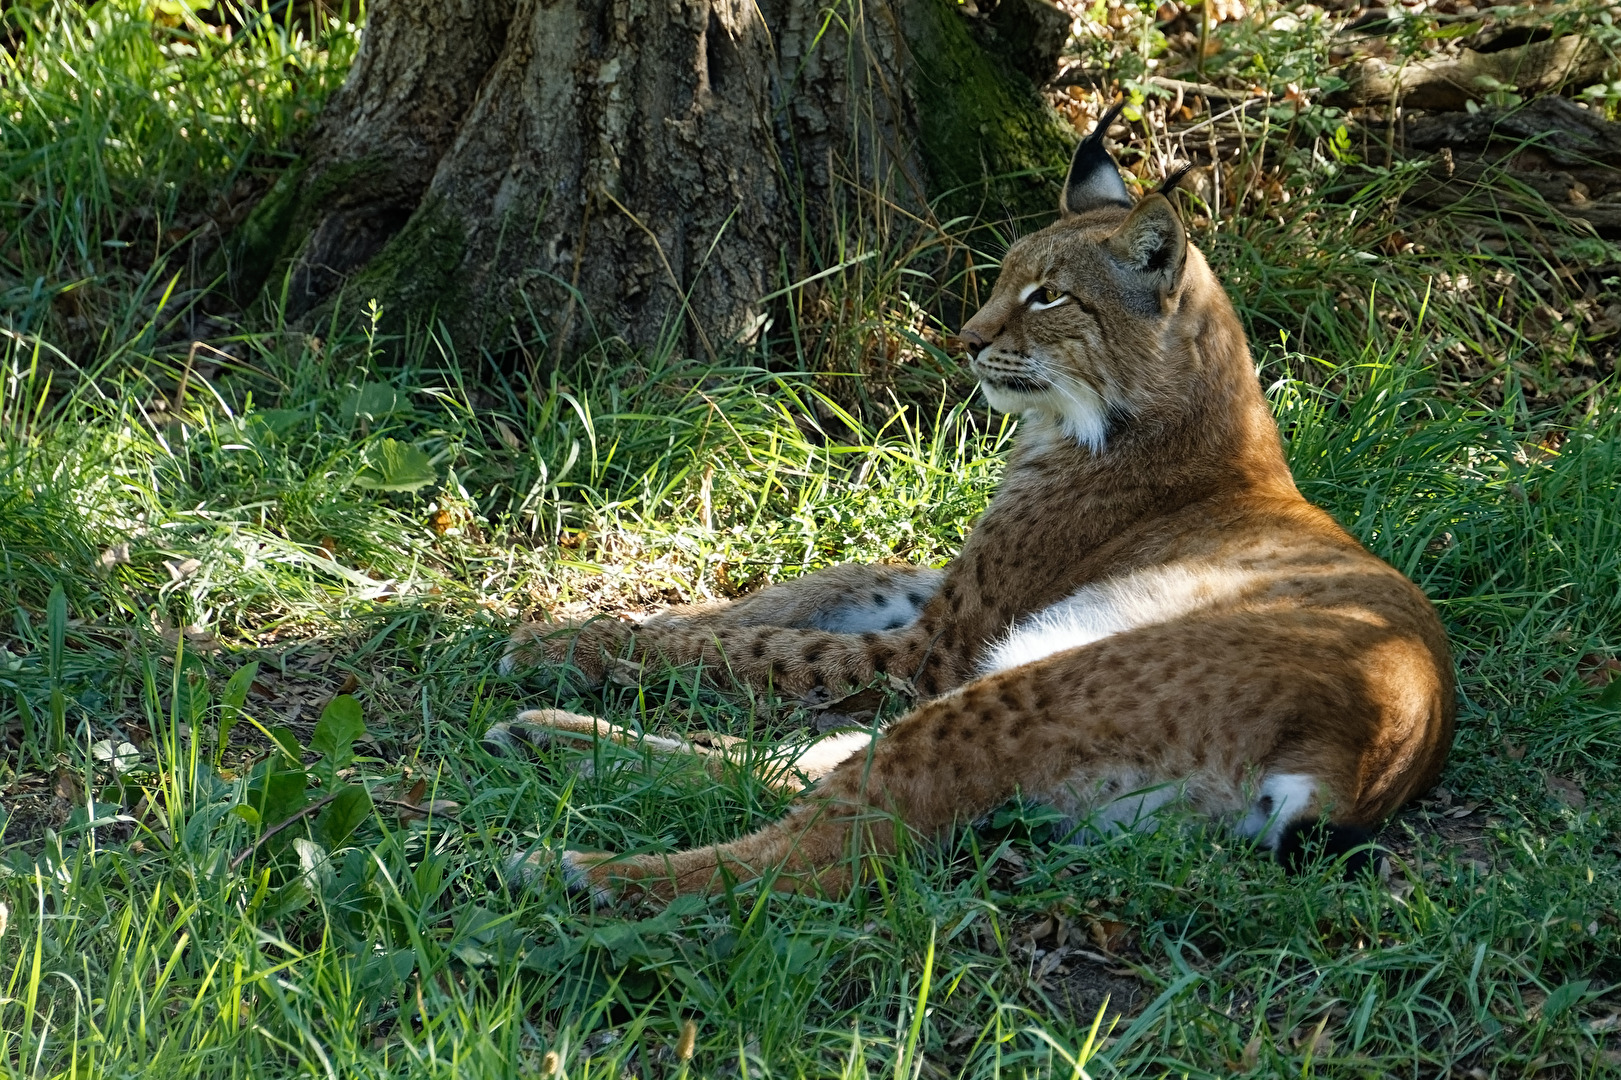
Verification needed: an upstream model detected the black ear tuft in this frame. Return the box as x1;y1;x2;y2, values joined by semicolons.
1276;820;1377;880
1158;163;1194;197
1061;102;1132;216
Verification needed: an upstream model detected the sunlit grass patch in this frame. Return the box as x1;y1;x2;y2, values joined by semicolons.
2;0;1621;1075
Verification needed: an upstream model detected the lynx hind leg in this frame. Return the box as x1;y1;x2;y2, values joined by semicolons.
501;616;638;678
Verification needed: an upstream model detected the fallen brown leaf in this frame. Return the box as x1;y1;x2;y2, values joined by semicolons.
1578;654;1621;689
1228;1033;1264;1071
53;769;82;802
1546;774;1587;810
1087;916;1133;956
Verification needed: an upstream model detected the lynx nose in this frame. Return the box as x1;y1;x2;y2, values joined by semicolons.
959;327;989;359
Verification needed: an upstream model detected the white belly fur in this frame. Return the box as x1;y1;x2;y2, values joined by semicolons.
978;562;1263;675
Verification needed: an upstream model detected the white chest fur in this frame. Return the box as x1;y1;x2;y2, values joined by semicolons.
978;562;1263;675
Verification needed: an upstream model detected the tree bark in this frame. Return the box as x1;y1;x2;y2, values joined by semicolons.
228;0;1075;358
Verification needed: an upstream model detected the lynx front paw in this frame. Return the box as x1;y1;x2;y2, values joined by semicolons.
559;850;621;905
504;847;619;905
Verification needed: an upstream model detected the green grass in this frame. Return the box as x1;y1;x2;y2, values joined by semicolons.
3;0;1621;1077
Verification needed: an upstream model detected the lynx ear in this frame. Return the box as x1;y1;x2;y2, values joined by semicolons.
1060;103;1131;216
1107;193;1187;299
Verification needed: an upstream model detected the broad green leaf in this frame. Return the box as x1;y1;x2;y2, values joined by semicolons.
251;768;308;829
229;803;261;827
311;694;365;773
294;837;332;891
341;382;401;421
315;784;373;849
353;438;435;492
248;408;309;437
1544;979;1591;1018
268;725;303;763
216;660;259;766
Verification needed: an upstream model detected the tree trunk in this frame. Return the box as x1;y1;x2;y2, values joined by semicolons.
227;0;1075;358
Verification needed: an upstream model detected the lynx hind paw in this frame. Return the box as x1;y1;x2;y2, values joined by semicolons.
499;621;549;674
500;619;597;674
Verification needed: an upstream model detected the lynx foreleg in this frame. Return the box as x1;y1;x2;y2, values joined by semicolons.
640;564;944;635
501;564;944;692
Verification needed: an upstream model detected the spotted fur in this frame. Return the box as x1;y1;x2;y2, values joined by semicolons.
505;118;1456;901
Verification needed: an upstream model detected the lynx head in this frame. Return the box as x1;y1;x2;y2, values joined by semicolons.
960;106;1223;452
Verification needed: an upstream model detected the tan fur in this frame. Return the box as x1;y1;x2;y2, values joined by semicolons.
507;136;1456;902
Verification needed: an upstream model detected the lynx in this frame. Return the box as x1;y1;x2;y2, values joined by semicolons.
501;106;1456;901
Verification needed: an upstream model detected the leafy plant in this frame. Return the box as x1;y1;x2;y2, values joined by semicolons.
353;438;437;492
233;694;375;862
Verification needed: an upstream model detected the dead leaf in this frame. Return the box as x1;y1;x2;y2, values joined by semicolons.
152;613;222;653
395;799;459;823
1024;914;1058;945
494;419;523;452
53;769;83;802
163;558;201;582
1578;654;1621;689
991;846;1027;871
1087;917;1133;956
1546;774;1587;810
91;739;142;774
96;543;131;573
333;672;359;696
1034;947;1067;982
1587;1012;1621;1034
1292;1020;1334;1057
1228;1033;1264;1071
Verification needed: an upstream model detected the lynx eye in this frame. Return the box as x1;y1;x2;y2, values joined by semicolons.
1025;284;1069;311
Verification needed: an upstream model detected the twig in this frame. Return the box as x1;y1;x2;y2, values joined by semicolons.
229;791;339;871
170;339;247;414
228;793;462;872
376;798;462;823
1049;70;1266;106
170;340;201;414
1145;75;1267;104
